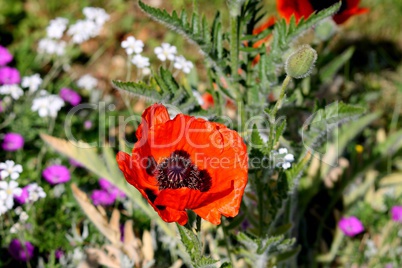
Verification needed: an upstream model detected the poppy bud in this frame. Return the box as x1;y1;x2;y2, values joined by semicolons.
285;45;317;79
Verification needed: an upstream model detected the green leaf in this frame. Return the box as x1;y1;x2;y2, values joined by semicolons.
251;124;264;148
301;102;365;154
319;47;355;82
176;224;218;268
337;112;381;156
287;2;341;42
375;129;402;156
112;80;166;102
138;1;215;59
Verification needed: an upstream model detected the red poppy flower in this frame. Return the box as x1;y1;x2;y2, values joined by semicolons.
201;93;214;110
276;0;368;24
117;104;248;225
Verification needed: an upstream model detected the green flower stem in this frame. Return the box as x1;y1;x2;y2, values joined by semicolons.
196;215;202;241
126;55;132;82
230;16;239;79
222;222;235;265
41;59;63;89
267;75;291;152
36;116;56;180
272;75;291;119
121;56;136;119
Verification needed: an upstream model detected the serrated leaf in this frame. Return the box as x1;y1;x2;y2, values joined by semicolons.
138;1;214;58
112;80;165;102
251;124;264;148
274;118;287;145
301;102;365;153
177;224;201;259
287;2;341;42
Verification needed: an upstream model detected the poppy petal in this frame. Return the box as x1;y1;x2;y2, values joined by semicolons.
154;183;234;211
136;103;170;140
118;103;248;226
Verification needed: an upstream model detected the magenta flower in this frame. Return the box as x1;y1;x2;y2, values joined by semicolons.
55;249;64;259
42;165;70;185
90;189;116;206
84;120;92;130
391;205;402;223
0;66;20;85
338;216;364;237
2;132;24;151
8;239;34;261
59;88;81;106
14;185;29;204
99;178;126;198
0;45;13;66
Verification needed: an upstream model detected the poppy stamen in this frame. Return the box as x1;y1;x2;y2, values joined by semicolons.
154;150;211;192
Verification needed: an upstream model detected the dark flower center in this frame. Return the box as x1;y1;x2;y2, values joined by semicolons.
308;0;347;13
147;150;211;192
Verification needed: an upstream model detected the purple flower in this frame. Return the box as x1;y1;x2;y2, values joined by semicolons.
2;132;24;151
84;120;92;130
69;158;84;168
91;189;117;206
391;205;402;223
59;88;81;106
0;45;13;66
99;178;126;198
338;216;364;237
8;239;34;261
14;185;29;204
55;249;64;259
0;66;20;85
42;165;70;185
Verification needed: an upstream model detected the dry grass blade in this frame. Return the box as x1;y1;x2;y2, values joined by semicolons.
142;230;154;261
71;183;121;245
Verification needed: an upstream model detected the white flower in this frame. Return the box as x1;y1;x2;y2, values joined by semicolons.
83;7;110;26
46;17;69;39
10;222;21;233
0;84;24;100
31;93;65;118
27;183;46;202
0;180;22;209
21;74;42;93
142;67;151;76
121;36;144;55
38;38;66;55
53;184;65;198
14;206;23;215
131;54;150;69
19;211;29;222
154;43;177;61
77;74;98;90
67;19;100;44
278;148;288;154
276;147;294;170
0;200;8;216
0;160;23;180
174;55;194;74
192;90;203;106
